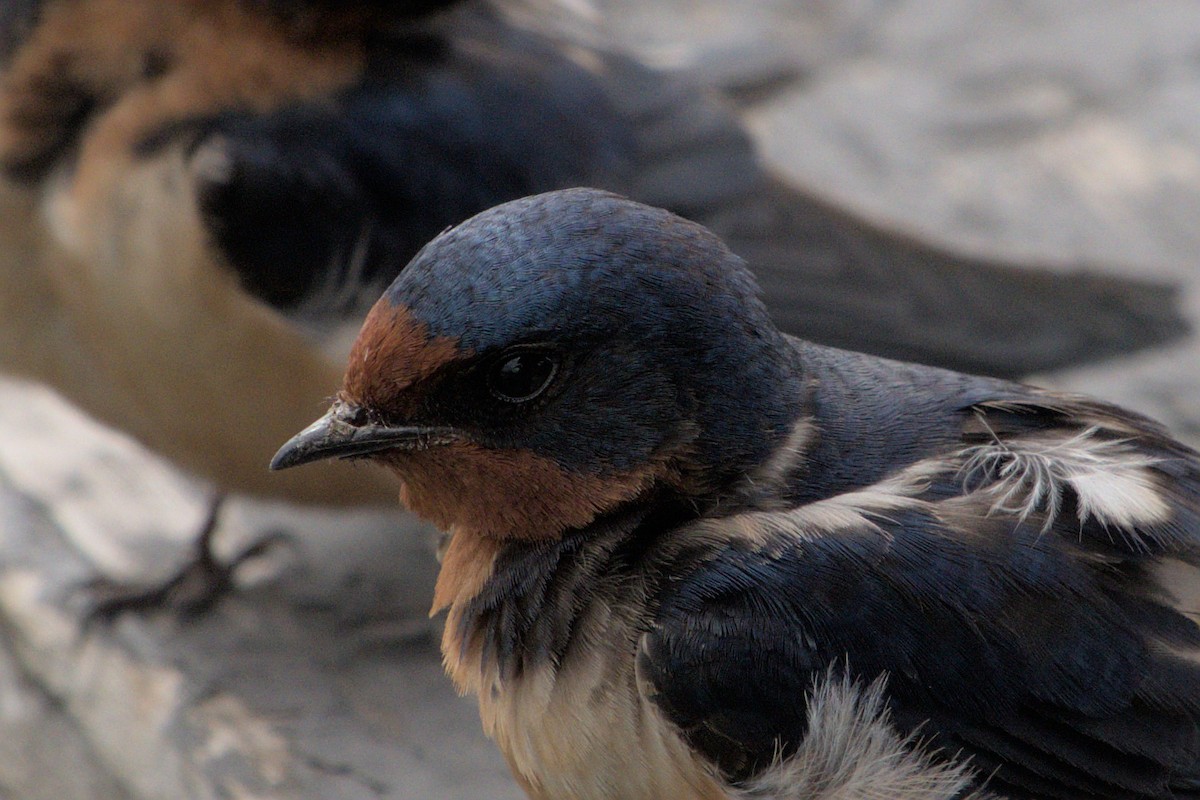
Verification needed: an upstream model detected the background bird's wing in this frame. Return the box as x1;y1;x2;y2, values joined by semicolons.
157;4;1183;375
186;9;636;321
495;10;1189;376
639;396;1200;799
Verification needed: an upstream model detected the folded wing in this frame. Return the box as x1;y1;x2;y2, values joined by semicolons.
640;395;1200;799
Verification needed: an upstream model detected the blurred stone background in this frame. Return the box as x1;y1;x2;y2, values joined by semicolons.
0;1;1198;798
601;0;1200;444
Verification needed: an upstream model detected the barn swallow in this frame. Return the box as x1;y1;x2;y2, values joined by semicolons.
0;0;1185;509
274;189;1200;800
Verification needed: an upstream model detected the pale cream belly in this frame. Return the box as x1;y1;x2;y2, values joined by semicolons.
477;653;728;800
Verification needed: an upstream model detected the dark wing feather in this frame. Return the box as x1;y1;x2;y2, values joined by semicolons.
640;397;1200;799
191;15;634;314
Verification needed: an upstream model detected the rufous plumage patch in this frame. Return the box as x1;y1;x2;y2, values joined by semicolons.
341;301;464;413
433;528;502;618
384;439;668;542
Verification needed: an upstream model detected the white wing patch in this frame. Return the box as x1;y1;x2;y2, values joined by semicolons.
711;413;1178;559
956;426;1170;534
732;671;992;800
728;417;816;511
694;485;920;552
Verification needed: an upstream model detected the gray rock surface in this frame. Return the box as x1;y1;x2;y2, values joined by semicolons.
1;2;1199;798
0;381;521;799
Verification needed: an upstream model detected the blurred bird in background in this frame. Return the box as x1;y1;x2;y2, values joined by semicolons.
0;0;1185;511
274;189;1200;800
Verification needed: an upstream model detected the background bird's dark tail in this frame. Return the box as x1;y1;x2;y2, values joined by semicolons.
600;49;1188;379
719;178;1187;378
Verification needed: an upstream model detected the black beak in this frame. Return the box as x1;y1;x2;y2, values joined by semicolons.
270;402;458;471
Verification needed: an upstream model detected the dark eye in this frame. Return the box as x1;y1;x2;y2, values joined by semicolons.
487;350;559;403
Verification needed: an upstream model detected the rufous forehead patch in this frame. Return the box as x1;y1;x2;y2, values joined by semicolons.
341;300;464;413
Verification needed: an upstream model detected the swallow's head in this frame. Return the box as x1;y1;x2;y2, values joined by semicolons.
272;188;802;540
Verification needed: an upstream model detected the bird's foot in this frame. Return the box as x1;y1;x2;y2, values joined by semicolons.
85;495;287;622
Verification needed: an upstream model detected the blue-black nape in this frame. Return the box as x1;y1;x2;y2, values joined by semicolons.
383;188;774;351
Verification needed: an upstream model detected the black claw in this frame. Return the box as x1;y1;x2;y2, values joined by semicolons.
84;496;287;623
